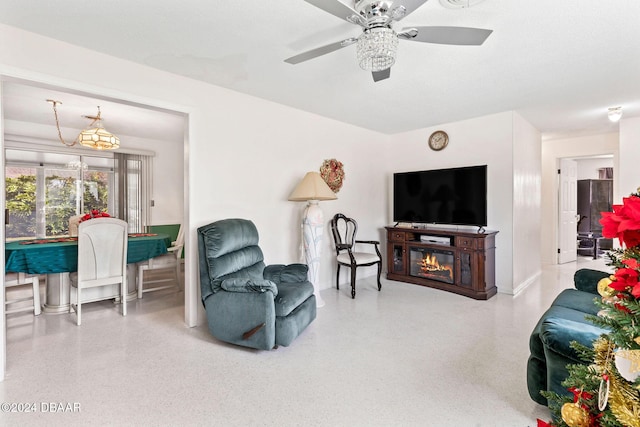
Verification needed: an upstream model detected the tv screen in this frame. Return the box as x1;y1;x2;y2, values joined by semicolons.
393;165;487;227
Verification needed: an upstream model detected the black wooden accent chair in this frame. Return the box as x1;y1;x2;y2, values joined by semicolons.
330;213;382;299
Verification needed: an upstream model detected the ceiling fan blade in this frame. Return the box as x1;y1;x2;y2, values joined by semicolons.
392;0;430;21
400;26;493;45
304;0;363;25
285;38;357;64
372;68;391;82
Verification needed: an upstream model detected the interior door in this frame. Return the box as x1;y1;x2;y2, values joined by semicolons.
558;158;578;264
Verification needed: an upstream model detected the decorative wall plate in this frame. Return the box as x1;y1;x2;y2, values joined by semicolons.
320;159;345;193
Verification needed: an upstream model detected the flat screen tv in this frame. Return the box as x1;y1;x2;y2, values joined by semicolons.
393;165;487;227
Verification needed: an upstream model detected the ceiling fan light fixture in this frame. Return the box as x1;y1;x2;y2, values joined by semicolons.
439;0;486;8
608;106;623;123
356;27;398;72
391;5;406;20
346;14;363;25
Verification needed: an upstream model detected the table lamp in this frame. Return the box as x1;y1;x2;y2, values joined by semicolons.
289;171;337;307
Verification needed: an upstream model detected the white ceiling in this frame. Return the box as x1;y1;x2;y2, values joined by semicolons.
2;81;186;143
1;0;639;138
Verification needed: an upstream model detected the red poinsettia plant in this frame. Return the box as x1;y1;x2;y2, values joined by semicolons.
609;259;640;299
600;193;640;248
600;192;640;298
79;209;111;223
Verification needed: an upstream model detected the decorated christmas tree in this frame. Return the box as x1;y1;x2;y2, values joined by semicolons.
539;191;640;427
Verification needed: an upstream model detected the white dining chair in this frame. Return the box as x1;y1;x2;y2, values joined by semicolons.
5;272;41;316
137;225;184;298
69;217;128;325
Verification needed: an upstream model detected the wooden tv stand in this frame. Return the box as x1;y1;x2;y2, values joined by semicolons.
385;226;498;300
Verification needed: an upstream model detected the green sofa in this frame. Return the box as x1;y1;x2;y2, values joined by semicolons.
197;218;317;350
527;268;610;405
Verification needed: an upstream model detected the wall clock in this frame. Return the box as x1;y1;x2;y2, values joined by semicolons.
428;130;449;151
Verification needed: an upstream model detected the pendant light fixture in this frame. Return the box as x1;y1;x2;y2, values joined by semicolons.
47;99;120;150
607;106;623;123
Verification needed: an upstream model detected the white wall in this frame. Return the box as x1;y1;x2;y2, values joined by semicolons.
540;132;619;265
619;117;640;198
141;135;185;225
512;112;542;292
576;158;613;180
0;80;6;379
188;98;389;292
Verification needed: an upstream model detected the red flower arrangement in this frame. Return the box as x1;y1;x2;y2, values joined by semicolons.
600;194;640;248
79;209;111;223
600;193;640;298
609;259;640;298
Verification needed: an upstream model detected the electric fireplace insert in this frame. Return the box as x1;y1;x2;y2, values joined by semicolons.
409;246;454;284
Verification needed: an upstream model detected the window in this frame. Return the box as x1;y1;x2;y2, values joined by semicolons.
5;150;114;239
5;165;37;238
5;148;152;239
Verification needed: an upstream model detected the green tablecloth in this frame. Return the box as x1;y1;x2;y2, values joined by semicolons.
5;234;171;274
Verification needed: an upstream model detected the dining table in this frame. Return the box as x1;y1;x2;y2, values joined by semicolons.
5;233;171;313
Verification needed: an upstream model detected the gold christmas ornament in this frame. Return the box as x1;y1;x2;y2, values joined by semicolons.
561;402;590;427
597;277;616;297
593;338;640;427
615;349;640;382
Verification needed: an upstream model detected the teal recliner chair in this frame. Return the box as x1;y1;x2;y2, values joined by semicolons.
197;218;317;350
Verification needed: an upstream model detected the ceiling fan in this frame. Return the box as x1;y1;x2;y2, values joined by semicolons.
285;0;493;82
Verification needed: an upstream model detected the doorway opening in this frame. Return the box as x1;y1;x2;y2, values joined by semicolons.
1;76;190;378
557;154;614;264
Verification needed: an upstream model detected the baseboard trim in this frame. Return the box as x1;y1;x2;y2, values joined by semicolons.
512;270;542;296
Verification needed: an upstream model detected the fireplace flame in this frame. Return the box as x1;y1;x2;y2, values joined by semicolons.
419;254;454;280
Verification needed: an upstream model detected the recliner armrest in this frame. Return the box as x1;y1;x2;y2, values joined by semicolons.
540;317;606;362
264;264;309;284
573;269;610;295
221;278;278;297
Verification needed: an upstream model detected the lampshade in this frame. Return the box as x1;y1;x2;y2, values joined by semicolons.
288;172;337;201
78;108;120;150
608;106;623;123
78;126;120;150
47;100;120;150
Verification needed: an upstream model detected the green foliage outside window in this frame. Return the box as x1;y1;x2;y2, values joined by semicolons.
83;171;109;213
44;175;77;236
5;170;109;239
5;174;37;238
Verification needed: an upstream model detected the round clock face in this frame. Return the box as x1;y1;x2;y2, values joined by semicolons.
429;131;449;151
